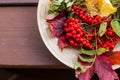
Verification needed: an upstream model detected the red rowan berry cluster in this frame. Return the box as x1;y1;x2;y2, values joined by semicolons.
63;4;119;50
71;4;102;25
97;29;119;50
64;18;93;49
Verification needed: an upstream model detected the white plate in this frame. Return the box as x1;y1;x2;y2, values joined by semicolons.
37;0;120;69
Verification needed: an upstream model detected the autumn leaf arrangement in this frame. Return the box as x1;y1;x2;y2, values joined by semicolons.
46;0;120;80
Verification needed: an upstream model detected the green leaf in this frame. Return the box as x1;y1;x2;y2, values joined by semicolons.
78;54;94;63
48;5;60;13
110;0;120;7
116;7;120;19
67;6;72;11
73;0;85;6
96;48;109;55
67;2;73;7
111;20;120;37
73;62;83;70
65;0;69;3
54;0;63;5
81;48;108;56
99;22;107;37
48;0;86;14
91;42;96;47
68;13;74;18
81;48;95;56
73;62;91;73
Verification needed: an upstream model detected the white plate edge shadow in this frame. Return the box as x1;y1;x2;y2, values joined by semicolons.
37;0;120;70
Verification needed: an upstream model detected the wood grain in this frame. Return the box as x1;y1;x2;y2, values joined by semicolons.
0;6;67;68
0;0;38;5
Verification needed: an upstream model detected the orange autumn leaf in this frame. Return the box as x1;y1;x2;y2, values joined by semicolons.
106;51;120;65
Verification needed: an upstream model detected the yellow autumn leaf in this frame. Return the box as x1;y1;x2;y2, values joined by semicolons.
86;0;117;17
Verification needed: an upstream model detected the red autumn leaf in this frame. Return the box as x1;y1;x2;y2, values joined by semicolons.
78;67;94;80
78;55;119;80
94;56;119;80
58;36;69;49
46;11;67;38
46;11;69;49
104;51;120;65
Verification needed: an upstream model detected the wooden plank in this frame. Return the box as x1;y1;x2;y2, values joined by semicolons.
0;6;67;68
0;0;38;5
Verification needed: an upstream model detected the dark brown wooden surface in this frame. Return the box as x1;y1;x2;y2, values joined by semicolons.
0;6;67;68
0;0;38;5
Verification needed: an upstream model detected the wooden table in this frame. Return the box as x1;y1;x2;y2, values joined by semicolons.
0;0;67;69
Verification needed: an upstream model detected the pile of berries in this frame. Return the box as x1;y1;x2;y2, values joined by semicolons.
64;18;93;49
63;4;119;50
70;4;103;25
97;29;119;50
